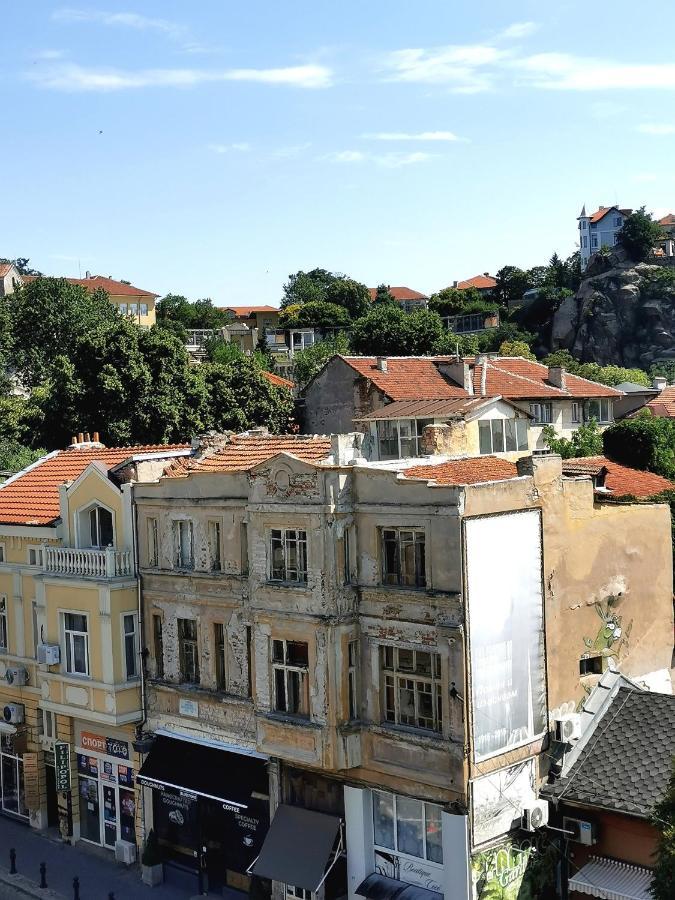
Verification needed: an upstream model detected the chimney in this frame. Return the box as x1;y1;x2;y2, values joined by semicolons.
71;435;77;446
452;280;458;289
85;270;91;279
330;432;365;465
376;357;388;373
78;432;84;444
93;432;100;442
84;432;90;443
476;355;488;397
653;376;667;392
548;366;567;391
436;360;473;394
483;272;490;278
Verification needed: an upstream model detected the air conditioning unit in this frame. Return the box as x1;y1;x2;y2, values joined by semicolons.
5;666;28;686
554;713;581;743
521;800;550;832
114;840;137;865
37;644;61;665
563;816;597;846
3;703;25;725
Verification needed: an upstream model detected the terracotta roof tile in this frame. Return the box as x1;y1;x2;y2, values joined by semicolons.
455;274;497;290
563;456;673;498
644;385;675;417
658;214;675;227
22;274;158;297
0;263;15;278
165;434;332;477
340;356;467;401
473;358;621;399
367;287;428;302
222;305;280;317
263;371;295;389
0;444;190;525
404;456;518;486
355;397;495;420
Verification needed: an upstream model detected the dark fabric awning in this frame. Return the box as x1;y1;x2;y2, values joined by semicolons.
136;735;268;808
356;874;443;900
251;804;341;891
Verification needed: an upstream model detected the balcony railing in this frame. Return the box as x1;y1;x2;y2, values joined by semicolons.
43;546;134;579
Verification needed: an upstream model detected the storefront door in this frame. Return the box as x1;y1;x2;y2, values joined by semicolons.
77;750;136;848
0;735;28;819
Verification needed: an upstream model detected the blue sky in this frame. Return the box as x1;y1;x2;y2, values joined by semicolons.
2;2;674;304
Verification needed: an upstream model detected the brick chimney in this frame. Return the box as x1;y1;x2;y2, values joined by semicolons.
68;431;105;450
548;366;567;390
476;355;488;397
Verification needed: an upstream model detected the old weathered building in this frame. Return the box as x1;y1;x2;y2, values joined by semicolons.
133;431;673;899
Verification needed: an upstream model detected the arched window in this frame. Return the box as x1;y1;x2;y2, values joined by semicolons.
78;504;114;548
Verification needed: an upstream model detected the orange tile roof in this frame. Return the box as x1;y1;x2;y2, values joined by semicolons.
367;286;428;302
472;358;621;399
587;206;631;224
563;456;673;498
0;263;15;278
340;356;467;401
658;214;675;227
404;456;518;486
455;274;497;290
165;434;332;477
0;444;190;526
222;305;280;317
263;371;295;390
22;274;158;297
644;385;675;417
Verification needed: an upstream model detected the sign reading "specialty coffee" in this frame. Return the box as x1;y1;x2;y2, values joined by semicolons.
80;731;130;760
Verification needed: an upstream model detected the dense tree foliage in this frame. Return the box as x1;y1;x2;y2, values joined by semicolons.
281;269;370;319
373;284;396;304
325;278;371;319
350;305;445;356
0;441;46;474
279;301;351;329
428;286;497;318
650;761;675;900
542;350;651;387
618;207;663;263
498;340;536;360
603;415;675;479
156;294;229;330
542;421;603;458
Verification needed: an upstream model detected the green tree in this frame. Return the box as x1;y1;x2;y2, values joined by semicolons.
292;333;351;387
373;284;396;304
0;441;46;474
498;339;536;360
350;305;445;356
651;760;675;900
618;207;663;263
281;269;339;308
494;266;531;309
325;278;370;319
542;420;603;458
156;294;228;330
201;357;294;434
428;286;489;317
541;351;650;387
650;361;675;384
0;257;42;276
603;416;675;479
279;301;350;329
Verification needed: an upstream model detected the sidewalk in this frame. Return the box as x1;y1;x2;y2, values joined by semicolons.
0;816;196;899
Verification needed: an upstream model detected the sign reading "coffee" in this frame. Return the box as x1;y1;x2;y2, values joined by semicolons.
80;731;130;760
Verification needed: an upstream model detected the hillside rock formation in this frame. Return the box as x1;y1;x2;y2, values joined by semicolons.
551;250;675;367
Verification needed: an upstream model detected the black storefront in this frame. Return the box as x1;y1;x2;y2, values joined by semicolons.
137;735;270;894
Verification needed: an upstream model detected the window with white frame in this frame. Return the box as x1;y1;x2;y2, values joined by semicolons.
582;235;588;248
0;596;7;651
208;520;222;572
615;216;622;227
478;418;528;454
0;543;5;563
376;419;433;460
119;303;127;315
286;887;313;900
529;402;553;424
129;303;138;316
373;790;443;864
63;613;89;676
591;234;598;248
140;303;148;316
381;528;426;588
348;640;359;720
571;401;581;424
122;613;139;680
147;517;159;567
381;646;442;732
173;520;194;569
88;505;114;548
38;708;56;740
586;398;612;423
27;546;44;566
272;639;309;718
178;618;199;683
270;529;307;584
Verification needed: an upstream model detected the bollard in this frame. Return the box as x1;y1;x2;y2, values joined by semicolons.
73;875;80;900
108;893;115;900
9;848;16;875
40;862;47;889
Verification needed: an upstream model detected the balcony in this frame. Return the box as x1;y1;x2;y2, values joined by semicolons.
43;546;134;579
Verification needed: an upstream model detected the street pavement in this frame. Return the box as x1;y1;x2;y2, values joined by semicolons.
0;815;199;899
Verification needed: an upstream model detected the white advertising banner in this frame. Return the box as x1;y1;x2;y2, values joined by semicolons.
465;510;547;761
471;759;537;848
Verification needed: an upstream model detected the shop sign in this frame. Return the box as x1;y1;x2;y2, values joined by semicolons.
374;850;443;893
55;742;71;792
80;730;129;760
179;698;199;717
471;836;557;900
23;752;39;809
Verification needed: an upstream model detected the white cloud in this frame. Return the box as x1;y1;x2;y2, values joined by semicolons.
272;142;312;159
382;44;509;93
30;63;333;91
498;22;539;40
364;130;463;142
327;150;366;163
515;53;675;90
637;123;675;135
324;150;432;167
53;8;185;39
34;49;67;60
208;142;251;153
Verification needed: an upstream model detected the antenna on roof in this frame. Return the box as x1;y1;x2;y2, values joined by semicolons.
78;259;81;279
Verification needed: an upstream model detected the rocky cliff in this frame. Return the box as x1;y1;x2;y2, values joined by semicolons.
551;250;675;367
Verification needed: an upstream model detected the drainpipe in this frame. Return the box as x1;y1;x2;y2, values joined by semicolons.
132;492;147;738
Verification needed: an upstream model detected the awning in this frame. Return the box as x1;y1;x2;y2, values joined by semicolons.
568;856;653;900
249;804;341;891
136;734;268;808
356;873;442;900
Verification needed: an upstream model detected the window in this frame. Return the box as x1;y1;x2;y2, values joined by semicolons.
173;520;194;569
129;303;138;316
270;529;307;584
343;527;352;585
64;613;89;676
615;216;622;227
591;234;598;249
119;303;127;315
152;614;164;679
0;596;7;652
208;521;222;572
140;303;148;316
0;544;4;563
246;626;253;697
571;402;581;424
478;418;529;454
240;523;249;575
214;623;226;690
376;419;433;460
286;888;313;900
581;220;587;230
122;613;138;680
382;529;426;588
586;399;611;423
348;640;359;720
27;547;44;566
381;647;442;732
32;601;39;653
38;708;55;740
147;518;158;567
580;655;604;676
89;506;114;548
582;235;588;249
529;402;553;424
178;618;199;683
613;233;620;245
272;639;309;718
373;791;443;864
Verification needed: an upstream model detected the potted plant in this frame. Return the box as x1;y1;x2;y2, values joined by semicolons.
141;829;163;887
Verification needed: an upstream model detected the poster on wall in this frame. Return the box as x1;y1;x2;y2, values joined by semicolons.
374;850;444;893
464;510;547;761
471;835;558;900
471;759;536;848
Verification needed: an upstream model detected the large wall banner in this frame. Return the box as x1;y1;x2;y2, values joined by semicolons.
471;759;536;848
464;510;547;761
